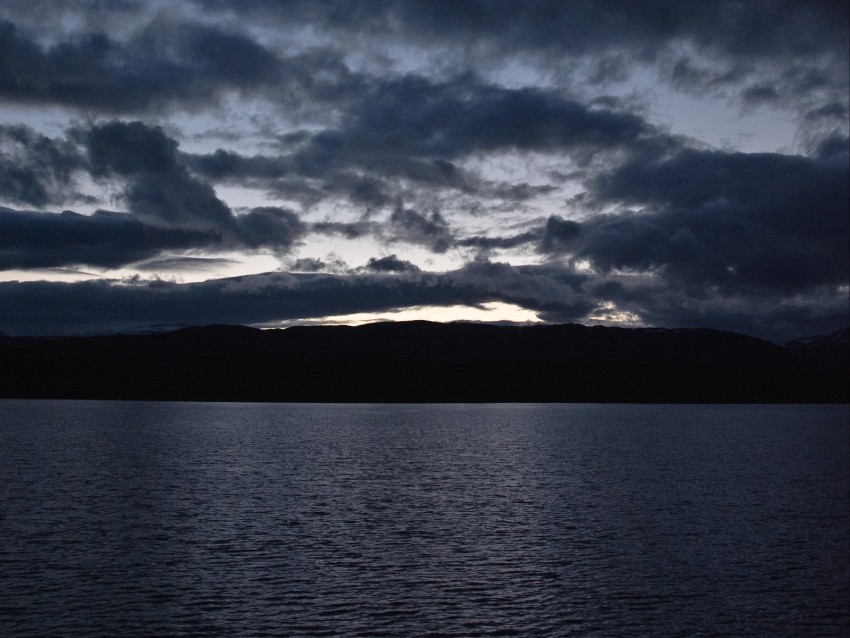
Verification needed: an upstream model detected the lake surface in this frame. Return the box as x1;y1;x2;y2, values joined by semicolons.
1;401;848;637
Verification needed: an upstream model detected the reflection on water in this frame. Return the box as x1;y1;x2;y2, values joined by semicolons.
1;402;848;636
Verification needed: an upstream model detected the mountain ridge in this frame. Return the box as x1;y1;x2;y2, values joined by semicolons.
0;322;846;403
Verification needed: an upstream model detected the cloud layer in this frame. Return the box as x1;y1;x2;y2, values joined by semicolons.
0;1;846;341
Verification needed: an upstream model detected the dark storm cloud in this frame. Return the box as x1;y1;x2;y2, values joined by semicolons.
0;122;310;268
539;217;581;253
0;201;308;269
453;259;592;321
741;84;781;106
513;143;850;341
585;274;850;347
0;1;845;344
456;230;541;251
575;147;850;292
0;1;145;32
183;149;288;182
815;134;849;162
311;212;542;256
190;0;847;58
315;77;662;162
0;262;581;335
490;182;560;203
180;76;659;211
0;7;391;121
85;120;234;227
805;103;849;123
388;205;453;253
185;147;395;209
310;220;378;240
290;257;329;273
190;1;848;103
0;125;84;207
364;255;420;274
0;256;844;343
185;143;552;210
84;121;307;252
281;74;668;207
0;2;844;129
237;207;305;250
0;207;220;269
0;18;283;112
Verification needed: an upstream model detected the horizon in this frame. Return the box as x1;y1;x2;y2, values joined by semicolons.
3;315;848;348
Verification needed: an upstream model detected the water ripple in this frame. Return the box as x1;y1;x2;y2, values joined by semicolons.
1;401;848;637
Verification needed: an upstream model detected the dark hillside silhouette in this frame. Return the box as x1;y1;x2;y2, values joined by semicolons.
0;322;846;403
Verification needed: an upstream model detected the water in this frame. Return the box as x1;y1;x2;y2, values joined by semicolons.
1;401;848;637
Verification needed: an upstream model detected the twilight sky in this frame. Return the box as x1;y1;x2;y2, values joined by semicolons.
0;0;847;341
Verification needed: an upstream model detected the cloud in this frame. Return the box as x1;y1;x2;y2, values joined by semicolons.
457;230;542;251
0;3;845;345
578;146;850;291
188;1;846;59
805;103;849;123
0;257;845;343
85;120;234;227
0;261;590;336
183;149;287;181
0;125;85;207
0;1;147;33
184;142;555;211
364;255;421;274
85;121;306;251
1;3;845;135
290;257;332;272
179;75;669;212
0;121;311;268
587;274;850;347
185;147;396;209
387;205;453;253
539;216;581;253
0;207;220;269
237;207;305;250
135;256;240;272
295;76;664;166
186;1;848;108
0;201;306;269
0;18;282;113
189;73;654;208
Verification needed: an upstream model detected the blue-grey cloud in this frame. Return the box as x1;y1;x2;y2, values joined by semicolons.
2;259;843;343
287;77;665;168
85;120;234;227
388;205;453;253
1;1;845;131
365;255;421;274
181;75;662;215
0;122;310;268
0;18;283;113
0;261;589;336
135;256;240;272
0;125;85;207
84;121;307;253
457;230;542;251
187;0;848;108
0;2;845;344
576;145;850;292
539;217;581;253
0;207;220;269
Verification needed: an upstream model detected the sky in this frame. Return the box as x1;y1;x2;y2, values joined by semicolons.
0;0;847;341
